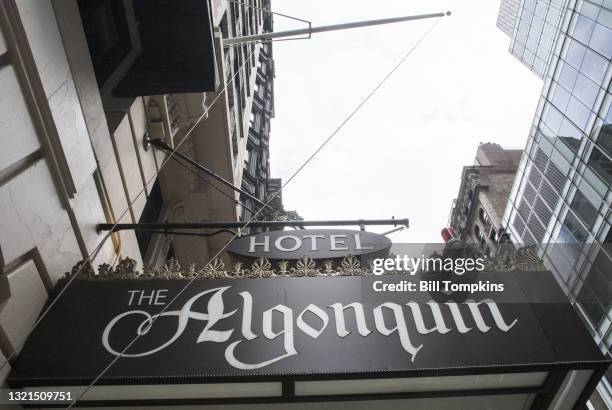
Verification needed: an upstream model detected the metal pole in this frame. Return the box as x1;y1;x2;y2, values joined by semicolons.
381;226;405;236
148;138;267;208
223;11;451;46
97;218;409;233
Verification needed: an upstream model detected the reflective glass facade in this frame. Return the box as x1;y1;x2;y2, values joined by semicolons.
497;0;522;37
502;0;612;402
510;0;568;78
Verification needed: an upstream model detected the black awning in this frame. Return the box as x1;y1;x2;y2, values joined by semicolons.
7;272;610;407
114;0;218;97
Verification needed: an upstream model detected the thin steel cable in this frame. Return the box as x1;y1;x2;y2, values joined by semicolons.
0;47;258;374
387;227;405;241
171;151;298;223
66;16;442;407
274;17;443;200
169;149;260;216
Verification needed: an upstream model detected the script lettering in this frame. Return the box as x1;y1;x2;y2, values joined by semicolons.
101;287;518;369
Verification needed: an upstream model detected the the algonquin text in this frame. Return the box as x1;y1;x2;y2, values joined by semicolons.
102;287;517;369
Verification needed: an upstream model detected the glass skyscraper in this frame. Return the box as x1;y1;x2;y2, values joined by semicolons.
509;0;569;78
497;0;522;37
499;0;612;406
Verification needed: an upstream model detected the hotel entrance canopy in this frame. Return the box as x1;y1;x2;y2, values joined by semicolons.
7;271;609;408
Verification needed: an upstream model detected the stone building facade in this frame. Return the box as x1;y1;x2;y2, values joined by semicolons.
0;0;276;385
447;143;522;256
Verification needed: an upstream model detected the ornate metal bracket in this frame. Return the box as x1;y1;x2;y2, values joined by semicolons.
60;244;546;282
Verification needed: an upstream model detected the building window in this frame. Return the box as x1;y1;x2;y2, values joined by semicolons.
596;124;612;158
605;227;612;244
588;146;612;185
558;211;589;243
244;148;251;168
489;228;497;242
236;202;244;221
571;189;598;229
479;208;489;225
578;251;612;340
474;225;485;244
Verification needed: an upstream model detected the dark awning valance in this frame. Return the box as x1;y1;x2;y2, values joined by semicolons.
79;0;218;97
7;272;609;407
114;0;218;97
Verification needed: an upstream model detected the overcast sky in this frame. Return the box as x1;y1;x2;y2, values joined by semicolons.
268;0;542;243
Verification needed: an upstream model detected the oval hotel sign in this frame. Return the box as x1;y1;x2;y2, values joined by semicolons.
228;229;391;260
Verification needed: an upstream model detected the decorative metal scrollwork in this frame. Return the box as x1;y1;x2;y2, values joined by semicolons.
201;258;226;279
160;257;182;279
294;257;318;277
229;262;246;278
277;260;290;276
322;260;335;275
249;257;273;278
63;244;546;281
338;255;361;276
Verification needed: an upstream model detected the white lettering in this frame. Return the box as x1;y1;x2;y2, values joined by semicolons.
275;236;301;252
127;290;139;306
154;289;168;306
138;290;156;305
329;302;372;337
238;291;257;340
373;280;383;291
102;287;235;357
302;234;325;251
465;299;518;333
330;235;348;250
354;234;374;250
297;304;329;338
445;302;472;333
406;302;451;334
102;288;519;370
373;302;423;361
225;305;297;369
249;236;270;253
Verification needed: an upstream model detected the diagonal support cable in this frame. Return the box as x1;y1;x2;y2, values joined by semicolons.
67;15;442;407
147;137;299;226
0;42;261;376
148;137;266;208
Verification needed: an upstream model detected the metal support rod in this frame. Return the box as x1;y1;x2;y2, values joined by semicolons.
223;11;451;46
148;137;267;208
381;226;406;236
97;218;409;233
